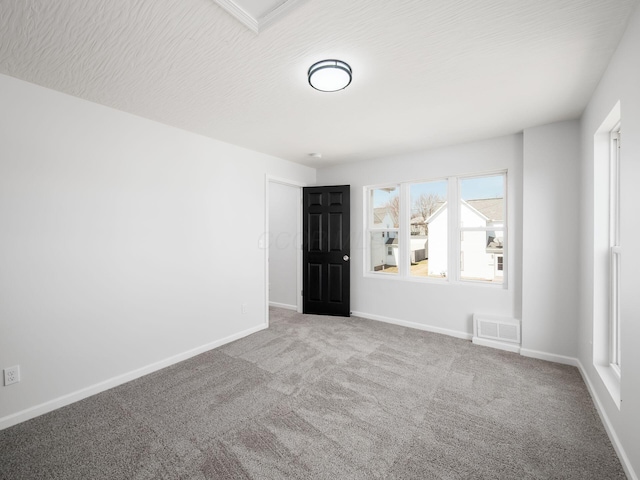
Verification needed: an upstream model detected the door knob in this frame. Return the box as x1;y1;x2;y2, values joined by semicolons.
343;255;350;261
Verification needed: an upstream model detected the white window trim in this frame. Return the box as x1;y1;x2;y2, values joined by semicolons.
609;123;621;373
592;101;621;409
457;172;508;286
364;184;401;276
363;170;507;288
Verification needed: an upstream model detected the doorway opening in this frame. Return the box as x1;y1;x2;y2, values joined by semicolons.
265;176;305;326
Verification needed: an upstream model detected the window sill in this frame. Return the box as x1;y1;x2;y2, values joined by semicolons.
364;271;507;289
364;271;446;284
595;364;621;410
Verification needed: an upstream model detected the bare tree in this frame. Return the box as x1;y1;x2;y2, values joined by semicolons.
381;192;443;230
383;194;400;227
413;193;443;221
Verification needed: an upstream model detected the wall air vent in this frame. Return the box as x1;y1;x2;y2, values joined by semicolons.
473;314;521;353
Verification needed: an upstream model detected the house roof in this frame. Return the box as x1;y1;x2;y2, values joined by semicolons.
425;201;447;223
425;198;504;223
373;207;398;227
467;198;503;222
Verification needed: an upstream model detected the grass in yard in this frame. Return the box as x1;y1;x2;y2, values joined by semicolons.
378;260;444;278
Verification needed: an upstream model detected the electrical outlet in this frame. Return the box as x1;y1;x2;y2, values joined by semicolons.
4;365;20;386
241;303;247;314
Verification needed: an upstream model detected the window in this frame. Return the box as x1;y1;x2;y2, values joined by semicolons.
368;186;400;274
593;102;621;407
609;122;621;373
459;175;505;284
410;180;447;278
365;172;506;285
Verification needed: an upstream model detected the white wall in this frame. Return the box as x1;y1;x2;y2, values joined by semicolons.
2;13;638;471
316;135;523;336
268;182;299;309
522;120;581;359
0;74;315;426
578;4;640;477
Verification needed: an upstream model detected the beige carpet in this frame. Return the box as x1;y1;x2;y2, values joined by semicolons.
0;307;625;479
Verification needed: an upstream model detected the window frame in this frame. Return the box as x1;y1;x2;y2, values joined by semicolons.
363;170;507;288
609;122;621;376
456;173;507;285
365;184;401;275
592;101;622;409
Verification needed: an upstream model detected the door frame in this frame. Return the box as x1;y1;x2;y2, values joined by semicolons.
264;175;306;327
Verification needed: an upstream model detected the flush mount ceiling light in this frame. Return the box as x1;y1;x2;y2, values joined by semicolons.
308;60;352;92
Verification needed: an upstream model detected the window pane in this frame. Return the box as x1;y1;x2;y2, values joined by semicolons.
370;231;399;274
460;230;504;283
460;175;504;228
409;181;447;278
371;186;400;228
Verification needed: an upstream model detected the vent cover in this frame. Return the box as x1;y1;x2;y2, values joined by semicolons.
473;314;521;346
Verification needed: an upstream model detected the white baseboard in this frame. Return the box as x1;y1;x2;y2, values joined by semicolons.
518;349;635;479
2;316;636;480
472;336;521;354
269;301;297;311
310;306;636;478
519;348;579;366
348;312;635;478
0;323;267;431
576;360;638;480
351;311;472;340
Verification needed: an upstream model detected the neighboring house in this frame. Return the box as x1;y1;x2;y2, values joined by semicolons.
425;202;449;276
372;199;503;276
410;236;427;263
410;216;427;236
426;198;504;280
371;208;398;270
385;236;399;267
373;207;398;227
372;208;426;267
410;216;428;262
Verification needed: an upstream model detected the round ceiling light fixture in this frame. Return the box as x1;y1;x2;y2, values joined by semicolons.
308;59;352;92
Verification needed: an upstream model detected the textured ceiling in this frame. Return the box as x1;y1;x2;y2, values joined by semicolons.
0;0;637;167
212;0;309;33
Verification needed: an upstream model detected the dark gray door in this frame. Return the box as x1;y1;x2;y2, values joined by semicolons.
302;185;350;316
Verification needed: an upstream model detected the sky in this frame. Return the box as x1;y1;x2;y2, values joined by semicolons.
459;175;504;200
373;175;504;208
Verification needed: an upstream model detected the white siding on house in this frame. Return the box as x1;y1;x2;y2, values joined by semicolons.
460;203;490;280
370;213;398;271
426;202;503;281
370;232;388;270
387;244;399;267
427;207;448;276
410;237;427;263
